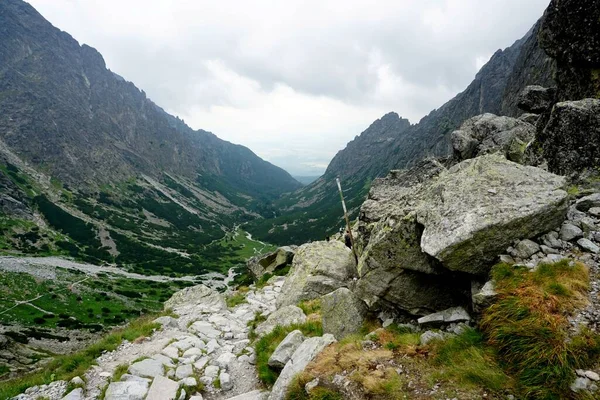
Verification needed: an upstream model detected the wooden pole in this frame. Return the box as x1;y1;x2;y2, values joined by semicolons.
336;178;358;264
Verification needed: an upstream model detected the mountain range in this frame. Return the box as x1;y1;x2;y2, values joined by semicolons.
0;0;558;264
246;18;556;245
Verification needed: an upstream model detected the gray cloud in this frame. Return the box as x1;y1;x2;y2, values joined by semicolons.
28;0;550;175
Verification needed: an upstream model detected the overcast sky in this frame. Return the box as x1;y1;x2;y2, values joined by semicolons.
28;0;550;176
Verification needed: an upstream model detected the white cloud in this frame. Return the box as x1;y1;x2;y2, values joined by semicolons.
27;0;550;175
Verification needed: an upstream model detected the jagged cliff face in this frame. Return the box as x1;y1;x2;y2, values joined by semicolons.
0;0;300;196
248;19;557;245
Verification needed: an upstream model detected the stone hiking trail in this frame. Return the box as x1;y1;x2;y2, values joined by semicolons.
13;277;291;400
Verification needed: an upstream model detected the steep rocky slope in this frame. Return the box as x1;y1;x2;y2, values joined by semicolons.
248;18;557;245
0;0;300;274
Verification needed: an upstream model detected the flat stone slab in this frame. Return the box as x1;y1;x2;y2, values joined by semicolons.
105;380;150;400
128;358;165;379
146;376;179;400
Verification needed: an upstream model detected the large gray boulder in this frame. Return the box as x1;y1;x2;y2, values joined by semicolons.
268;334;337;400
247;246;296;280
255;305;307;336
537;99;600;175
355;154;567;315
276;241;355;308
321;288;368;339
517;85;556;114
451;113;536;164
418;155;567;274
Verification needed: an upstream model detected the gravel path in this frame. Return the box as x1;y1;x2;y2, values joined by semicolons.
12;277;285;400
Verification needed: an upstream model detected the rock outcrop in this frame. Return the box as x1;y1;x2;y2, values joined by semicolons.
517;85;556;114
355;154;568;316
536;99;600;175
539;0;600;101
276;241;355;308
451;113;536;163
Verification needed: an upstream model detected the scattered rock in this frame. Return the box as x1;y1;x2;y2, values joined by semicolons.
571;377;591;393
268;330;305;369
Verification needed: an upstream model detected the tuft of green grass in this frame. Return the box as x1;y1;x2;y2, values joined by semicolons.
298;299;322;316
248;312;268;341
112;364;129;382
255;321;323;386
0;314;161;399
481;260;600;399
226;293;248;308
430;328;510;392
286;374;344;400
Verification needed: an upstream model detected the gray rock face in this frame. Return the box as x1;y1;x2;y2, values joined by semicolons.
276;241;355;308
517;85;555;113
355;154;567;316
269;334;337;400
247;246;296;280
104;380;150;400
451;113;536;163
255;305;307;336
417;307;471;328
321;288;368;339
537;99;600;175
146;376;179;400
268;330;305;369
539;0;600;101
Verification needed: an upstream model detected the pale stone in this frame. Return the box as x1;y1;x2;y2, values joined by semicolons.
104;381;149;400
146;376;179;400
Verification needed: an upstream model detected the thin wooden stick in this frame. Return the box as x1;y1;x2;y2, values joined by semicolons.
336;178;358;263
